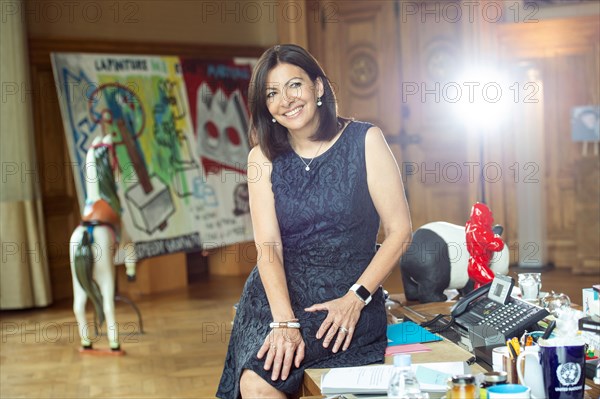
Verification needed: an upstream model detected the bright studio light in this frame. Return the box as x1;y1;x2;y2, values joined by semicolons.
456;67;510;128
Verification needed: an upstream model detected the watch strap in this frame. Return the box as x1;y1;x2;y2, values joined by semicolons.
269;321;301;329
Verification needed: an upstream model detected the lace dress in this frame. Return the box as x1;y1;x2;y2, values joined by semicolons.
216;121;387;398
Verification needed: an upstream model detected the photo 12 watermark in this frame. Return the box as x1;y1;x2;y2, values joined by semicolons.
198;1;339;24
401;161;540;186
399;1;540;24
401;81;540;105
1;240;137;266
1;1;141;24
201;322;233;343
1;321;140;344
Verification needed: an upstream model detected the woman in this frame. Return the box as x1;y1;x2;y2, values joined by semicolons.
217;44;412;398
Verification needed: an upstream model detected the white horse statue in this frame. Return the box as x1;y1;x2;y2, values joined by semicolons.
69;134;136;354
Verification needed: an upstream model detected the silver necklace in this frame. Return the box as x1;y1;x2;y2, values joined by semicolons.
297;141;324;171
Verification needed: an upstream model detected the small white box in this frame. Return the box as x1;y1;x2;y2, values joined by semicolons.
582;288;600;317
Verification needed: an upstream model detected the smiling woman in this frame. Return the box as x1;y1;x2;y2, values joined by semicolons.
216;44;413;399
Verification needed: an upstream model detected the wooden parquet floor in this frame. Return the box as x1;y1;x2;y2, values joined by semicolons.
1;274;246;398
1;266;597;398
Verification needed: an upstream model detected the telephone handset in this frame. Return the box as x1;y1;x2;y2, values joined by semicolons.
451;275;513;318
451;283;491;317
451;274;549;339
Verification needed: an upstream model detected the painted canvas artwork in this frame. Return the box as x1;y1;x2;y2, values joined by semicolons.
51;53;254;259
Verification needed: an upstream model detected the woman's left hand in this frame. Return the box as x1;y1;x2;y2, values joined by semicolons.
304;292;365;353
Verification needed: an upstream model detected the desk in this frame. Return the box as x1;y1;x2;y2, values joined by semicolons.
300;299;600;398
300;300;483;397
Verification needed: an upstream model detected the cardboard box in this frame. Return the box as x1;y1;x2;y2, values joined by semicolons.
583;288;600;317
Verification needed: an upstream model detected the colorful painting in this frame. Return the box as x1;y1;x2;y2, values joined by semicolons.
181;58;254;245
51;53;254;259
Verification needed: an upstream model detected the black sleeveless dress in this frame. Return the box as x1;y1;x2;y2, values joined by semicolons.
216;121;387;398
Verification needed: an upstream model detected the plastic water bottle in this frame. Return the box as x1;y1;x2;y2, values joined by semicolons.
387;354;423;398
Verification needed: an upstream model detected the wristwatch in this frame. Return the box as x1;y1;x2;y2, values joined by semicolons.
350;284;372;305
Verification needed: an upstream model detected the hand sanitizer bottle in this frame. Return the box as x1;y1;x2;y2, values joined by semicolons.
387;354;423;398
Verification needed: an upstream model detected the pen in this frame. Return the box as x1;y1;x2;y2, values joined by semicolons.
507;340;518;359
511;337;521;356
541;320;556;340
520;331;528;347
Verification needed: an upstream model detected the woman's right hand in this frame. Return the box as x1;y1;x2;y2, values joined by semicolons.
257;327;305;381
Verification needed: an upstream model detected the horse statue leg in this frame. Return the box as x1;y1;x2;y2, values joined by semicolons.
119;227;137;281
69;226;102;349
92;225;121;351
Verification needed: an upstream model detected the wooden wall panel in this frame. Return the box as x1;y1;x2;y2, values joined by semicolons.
575;158;600;273
26;0;278;47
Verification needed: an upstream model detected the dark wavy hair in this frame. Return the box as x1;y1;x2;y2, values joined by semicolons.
247;44;347;161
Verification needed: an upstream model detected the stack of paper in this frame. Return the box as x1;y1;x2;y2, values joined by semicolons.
320;365;391;395
320;362;470;396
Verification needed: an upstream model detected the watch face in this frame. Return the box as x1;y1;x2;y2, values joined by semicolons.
356;285;370;301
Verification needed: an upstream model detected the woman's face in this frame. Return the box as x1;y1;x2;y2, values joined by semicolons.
265;62;323;133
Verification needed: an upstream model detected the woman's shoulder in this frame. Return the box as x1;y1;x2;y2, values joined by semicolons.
248;145;274;174
342;119;381;141
341;120;386;152
248;145;269;163
344;119;376;132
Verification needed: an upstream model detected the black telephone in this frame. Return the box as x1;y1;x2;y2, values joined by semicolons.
451;274;549;339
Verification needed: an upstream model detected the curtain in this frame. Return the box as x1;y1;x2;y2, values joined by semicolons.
0;0;52;308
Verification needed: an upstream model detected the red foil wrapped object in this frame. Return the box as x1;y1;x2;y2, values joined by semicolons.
465;203;505;288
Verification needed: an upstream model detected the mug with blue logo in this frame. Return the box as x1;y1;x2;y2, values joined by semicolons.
537;337;586;399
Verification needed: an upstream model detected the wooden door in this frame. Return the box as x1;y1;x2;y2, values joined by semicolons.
308;1;401;134
308;0;474;230
396;3;476;228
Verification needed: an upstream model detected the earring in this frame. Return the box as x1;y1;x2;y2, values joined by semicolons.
317;97;323;107
272;117;276;123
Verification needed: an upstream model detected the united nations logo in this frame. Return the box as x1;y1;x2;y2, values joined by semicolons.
556;362;581;386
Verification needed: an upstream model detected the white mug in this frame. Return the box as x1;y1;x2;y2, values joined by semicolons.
516;345;545;399
492;346;509;372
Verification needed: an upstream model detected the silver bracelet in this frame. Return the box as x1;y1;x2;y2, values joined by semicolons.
269;321;301;329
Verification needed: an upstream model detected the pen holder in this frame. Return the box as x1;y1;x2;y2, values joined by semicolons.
503;356;518;384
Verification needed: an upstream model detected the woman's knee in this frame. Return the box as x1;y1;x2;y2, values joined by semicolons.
240;369;286;399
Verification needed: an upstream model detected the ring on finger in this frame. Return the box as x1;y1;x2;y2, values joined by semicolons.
339;326;349;334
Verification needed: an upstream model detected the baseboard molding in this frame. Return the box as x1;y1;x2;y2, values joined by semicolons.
509;262;556;273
